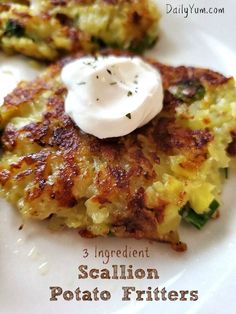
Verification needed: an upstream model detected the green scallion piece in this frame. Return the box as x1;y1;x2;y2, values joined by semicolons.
222;167;229;179
5;19;25;37
180;199;220;230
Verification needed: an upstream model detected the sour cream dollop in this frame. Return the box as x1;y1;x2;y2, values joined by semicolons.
61;55;163;139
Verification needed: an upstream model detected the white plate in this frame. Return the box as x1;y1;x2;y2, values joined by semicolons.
0;1;236;313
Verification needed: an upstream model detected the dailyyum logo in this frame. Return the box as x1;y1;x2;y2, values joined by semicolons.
166;3;225;18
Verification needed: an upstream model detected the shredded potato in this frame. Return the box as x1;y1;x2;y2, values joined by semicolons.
0;51;235;250
0;0;160;60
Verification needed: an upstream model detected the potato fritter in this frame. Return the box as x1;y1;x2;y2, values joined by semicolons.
0;50;235;250
0;0;160;60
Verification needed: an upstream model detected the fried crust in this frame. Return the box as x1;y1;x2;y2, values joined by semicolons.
0;1;160;60
0;50;233;248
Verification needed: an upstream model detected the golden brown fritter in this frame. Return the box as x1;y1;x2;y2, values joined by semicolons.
0;1;160;60
0;50;235;250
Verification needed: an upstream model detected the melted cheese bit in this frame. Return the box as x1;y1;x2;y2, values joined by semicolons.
30;0;42;11
61;55;163;139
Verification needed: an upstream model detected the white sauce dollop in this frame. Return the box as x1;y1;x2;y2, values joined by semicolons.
61;55;163;139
